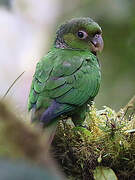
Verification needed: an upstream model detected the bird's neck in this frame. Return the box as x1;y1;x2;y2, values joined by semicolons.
54;37;68;49
54;36;97;56
54;35;69;49
54;37;87;52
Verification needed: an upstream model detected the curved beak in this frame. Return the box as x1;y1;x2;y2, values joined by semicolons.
90;34;104;53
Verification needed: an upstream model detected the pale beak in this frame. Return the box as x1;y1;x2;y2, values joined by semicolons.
91;34;104;53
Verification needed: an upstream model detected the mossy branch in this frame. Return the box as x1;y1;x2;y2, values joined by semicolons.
1;93;135;179
52;95;135;180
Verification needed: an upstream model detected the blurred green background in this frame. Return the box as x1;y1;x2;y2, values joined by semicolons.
0;0;135;111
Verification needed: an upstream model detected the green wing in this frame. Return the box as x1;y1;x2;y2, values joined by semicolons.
28;48;100;120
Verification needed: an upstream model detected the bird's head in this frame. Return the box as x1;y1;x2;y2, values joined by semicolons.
55;17;104;55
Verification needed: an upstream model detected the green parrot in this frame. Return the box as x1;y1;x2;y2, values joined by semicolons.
28;17;103;143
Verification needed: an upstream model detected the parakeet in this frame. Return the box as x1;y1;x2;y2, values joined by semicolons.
28;17;103;143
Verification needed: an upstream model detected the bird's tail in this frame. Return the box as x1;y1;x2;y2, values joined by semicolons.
43;121;58;151
31;107;58;151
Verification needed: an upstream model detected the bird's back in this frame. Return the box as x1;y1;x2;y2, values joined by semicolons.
28;48;101;125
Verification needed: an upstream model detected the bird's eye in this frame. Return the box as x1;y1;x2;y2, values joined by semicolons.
77;30;88;39
94;34;99;38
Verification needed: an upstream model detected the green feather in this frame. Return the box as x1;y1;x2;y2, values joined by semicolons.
28;48;100;113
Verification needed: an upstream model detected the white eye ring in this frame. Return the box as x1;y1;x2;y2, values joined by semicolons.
94;34;99;38
77;30;88;39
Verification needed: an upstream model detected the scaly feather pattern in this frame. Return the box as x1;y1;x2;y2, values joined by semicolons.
28;48;101;125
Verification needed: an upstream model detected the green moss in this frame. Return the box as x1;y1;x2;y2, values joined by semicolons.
52;105;135;179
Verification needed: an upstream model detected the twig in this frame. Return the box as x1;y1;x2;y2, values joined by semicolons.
117;95;135;117
2;71;25;99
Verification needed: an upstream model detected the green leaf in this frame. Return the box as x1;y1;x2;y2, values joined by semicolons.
94;166;118;180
